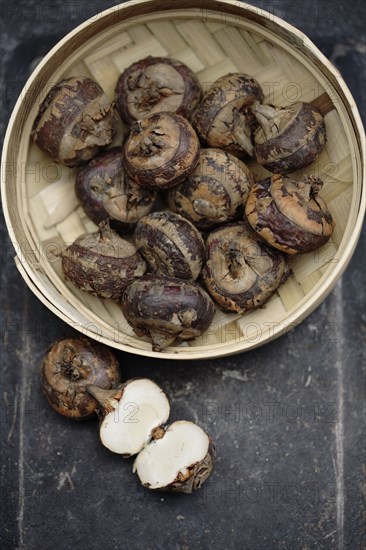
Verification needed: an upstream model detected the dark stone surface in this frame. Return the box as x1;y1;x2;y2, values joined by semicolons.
0;1;365;549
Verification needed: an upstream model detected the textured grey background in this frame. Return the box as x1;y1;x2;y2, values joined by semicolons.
1;1;365;549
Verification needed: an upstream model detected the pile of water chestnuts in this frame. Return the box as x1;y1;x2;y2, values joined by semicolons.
42;337;215;493
33;57;335;352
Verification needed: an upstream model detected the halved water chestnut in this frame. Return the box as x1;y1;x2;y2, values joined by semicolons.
123;112;200;190
245;174;335;254
133;420;215;493
87;380;214;493
115;56;202;123
202;222;290;314
87;378;170;457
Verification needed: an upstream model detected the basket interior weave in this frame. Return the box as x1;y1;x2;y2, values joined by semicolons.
20;10;355;354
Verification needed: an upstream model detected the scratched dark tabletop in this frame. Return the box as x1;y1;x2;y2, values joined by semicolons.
1;1;365;549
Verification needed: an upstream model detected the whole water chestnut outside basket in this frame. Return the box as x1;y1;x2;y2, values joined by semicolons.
1;0;365;359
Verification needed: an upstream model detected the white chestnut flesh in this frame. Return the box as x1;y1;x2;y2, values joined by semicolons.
87;379;170;457
61;221;146;300
75;147;156;230
134;211;206;280
121;274;215;351
168;148;255;230
245;174;335;254
252;102;327;174
115;56;201;123
192;73;264;158
133;421;214;493
123;112;200;190
32;76;116;166
202;223;290;314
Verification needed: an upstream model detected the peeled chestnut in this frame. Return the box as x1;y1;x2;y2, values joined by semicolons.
115;56;201;123
61;221;146;299
192;73;264;158
41;337;120;420
123;112;200;189
251;102;327;174
168;148;254;230
134;211;205;280
32;76;116;166
121;274;215;351
202;223;290;314
75;148;156;230
245;174;335;254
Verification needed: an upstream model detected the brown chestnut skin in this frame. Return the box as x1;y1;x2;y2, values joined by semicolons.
252;102;327;174
75;147;156;231
192;73;264;158
202;223;290;314
41;338;121;420
168;148;255;230
121;274;215;351
123;112;200;190
245;174;335;254
61;221;146;299
32;77;116;166
134;211;206;281
115;56;202;123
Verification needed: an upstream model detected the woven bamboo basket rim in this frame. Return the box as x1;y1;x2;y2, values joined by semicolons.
2;0;365;359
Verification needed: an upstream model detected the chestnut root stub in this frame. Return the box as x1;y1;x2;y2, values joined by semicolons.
245;175;335;254
168;148;255;230
123;112;200;189
121;274;215;351
75;147;156;230
252;102;327;174
202;223;290;314
41;338;120;420
62;221;146;299
32;77;116;166
192;73;264;158
134;211;206;280
115;56;202;123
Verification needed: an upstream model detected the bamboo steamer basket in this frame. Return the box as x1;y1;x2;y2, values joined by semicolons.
2;0;365;359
